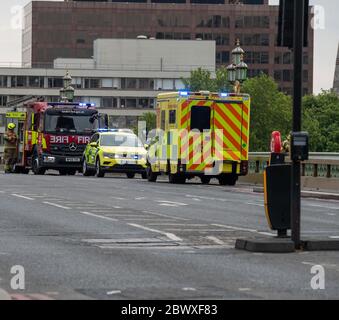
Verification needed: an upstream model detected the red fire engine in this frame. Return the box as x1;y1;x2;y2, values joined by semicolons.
6;98;107;175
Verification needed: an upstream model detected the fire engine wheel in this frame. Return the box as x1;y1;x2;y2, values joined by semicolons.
146;166;158;182
200;176;211;185
126;173;135;179
82;160;94;177
169;173;186;184
95;159;105;178
218;174;238;186
32;154;45;175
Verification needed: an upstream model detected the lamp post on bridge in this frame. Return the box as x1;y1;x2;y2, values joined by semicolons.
227;39;248;94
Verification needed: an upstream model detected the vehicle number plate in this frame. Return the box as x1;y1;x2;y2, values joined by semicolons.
66;157;81;162
121;160;136;165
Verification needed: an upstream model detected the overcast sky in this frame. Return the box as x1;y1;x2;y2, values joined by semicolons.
0;0;337;94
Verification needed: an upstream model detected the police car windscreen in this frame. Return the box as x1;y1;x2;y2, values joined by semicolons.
44;113;95;134
100;134;143;147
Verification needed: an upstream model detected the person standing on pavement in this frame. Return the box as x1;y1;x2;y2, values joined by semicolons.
4;123;18;173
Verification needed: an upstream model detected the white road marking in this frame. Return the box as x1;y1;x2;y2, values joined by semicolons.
211;224;257;233
43;202;71;210
147;223;209;227
305;203;339;210
156;200;188;206
135;197;146;200
330;236;339;239
142;211;189;221
12;194;34;200
111;197;126;200
238;288;252;292
246;202;265;207
0;191;5;193
182;288;196;291
80;211;118;222
128;223;183;242
107;290;122;295
206;236;225;245
257;231;277;236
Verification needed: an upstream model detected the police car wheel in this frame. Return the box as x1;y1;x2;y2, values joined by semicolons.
126;173;135;179
95;159;105;178
141;172;147;179
82;160;92;176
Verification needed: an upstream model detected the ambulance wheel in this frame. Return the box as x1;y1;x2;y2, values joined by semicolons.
95;159;105;178
126;173;135;179
218;174;238;186
146;166;158;182
200;176;211;185
169;173;186;184
32;154;45;175
82;159;93;177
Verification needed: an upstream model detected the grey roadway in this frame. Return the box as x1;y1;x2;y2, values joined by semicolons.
0;173;338;300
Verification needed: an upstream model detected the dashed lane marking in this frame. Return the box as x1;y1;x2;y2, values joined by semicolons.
80;211;118;222
206;236;225;245
43;202;71;210
12;194;34;201
107;290;122;296
142;211;189;221
111;197;126;200
127;223;183;242
245;202;265;207
156;200;188;207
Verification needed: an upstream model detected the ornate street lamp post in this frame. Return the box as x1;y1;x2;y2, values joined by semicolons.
227;39;248;94
60;71;75;102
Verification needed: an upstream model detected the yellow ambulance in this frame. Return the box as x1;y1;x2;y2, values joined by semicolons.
146;91;251;185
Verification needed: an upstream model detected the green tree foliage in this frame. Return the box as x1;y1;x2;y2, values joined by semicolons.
242;74;292;151
182;69;339;152
182;68;215;91
139;112;157;133
302;91;339;152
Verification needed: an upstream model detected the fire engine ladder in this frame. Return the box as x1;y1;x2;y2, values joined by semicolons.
6;95;40;109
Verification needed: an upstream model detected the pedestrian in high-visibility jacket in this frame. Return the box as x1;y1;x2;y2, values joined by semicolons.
4;123;18;173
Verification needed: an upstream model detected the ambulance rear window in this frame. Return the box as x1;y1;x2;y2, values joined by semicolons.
190;106;211;132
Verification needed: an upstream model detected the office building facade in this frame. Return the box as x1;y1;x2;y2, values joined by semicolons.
22;0;314;95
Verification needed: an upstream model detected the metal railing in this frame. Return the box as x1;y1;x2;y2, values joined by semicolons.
248;152;339;179
0;147;339;178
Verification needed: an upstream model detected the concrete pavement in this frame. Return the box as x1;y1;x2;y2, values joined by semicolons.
0;173;338;299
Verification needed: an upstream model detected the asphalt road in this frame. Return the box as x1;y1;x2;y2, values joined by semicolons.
0;172;338;300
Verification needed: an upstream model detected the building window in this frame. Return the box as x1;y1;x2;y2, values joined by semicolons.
246;52;269;64
72;77;82;89
283;70;292;82
11;76;27;87
102;79;113;88
236;16;270;29
139;79;154;90
84;78;100;89
102;97;117;108
48;77;63;88
28;76;44;88
0;76;7;88
121;78;138;90
274;70;282;81
0;95;8;106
